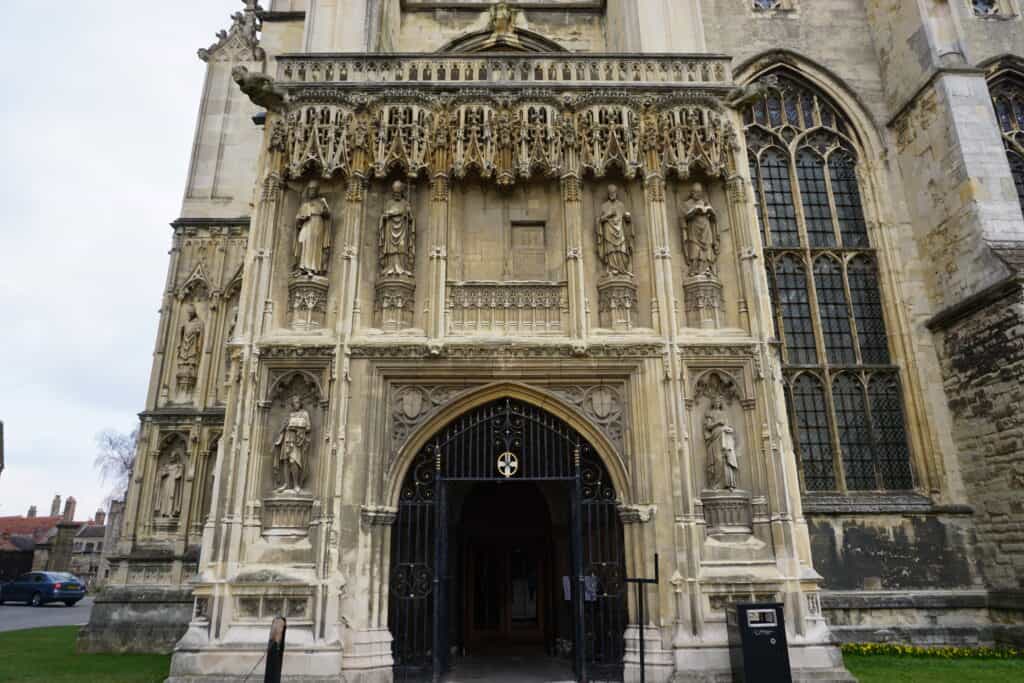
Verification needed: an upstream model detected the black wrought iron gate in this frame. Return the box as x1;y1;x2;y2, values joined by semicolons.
389;398;626;682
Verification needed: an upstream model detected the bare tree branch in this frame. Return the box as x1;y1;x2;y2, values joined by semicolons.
94;428;138;504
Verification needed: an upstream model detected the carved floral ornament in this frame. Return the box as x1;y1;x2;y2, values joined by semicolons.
268;91;740;188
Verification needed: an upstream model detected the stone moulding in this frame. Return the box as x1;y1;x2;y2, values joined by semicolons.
349;341;665;359
446;280;570;336
276;53;732;87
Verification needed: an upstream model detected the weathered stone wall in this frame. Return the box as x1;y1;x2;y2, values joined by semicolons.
934;284;1024;589
703;0;889;121
78;586;193;654
954;2;1024;67
807;511;979;591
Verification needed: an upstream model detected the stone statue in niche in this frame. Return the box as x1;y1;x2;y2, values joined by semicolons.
682;182;720;278
273;395;311;493
176;304;204;399
378;180;416;278
703;398;739;490
294;180;331;276
596;184;634;277
154;450;185;518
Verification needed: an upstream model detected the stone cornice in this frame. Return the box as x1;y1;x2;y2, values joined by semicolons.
257;10;305;22
170;217;251;227
925;275;1023;332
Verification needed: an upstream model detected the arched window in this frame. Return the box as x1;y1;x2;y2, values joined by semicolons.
744;71;914;492
989;75;1024;216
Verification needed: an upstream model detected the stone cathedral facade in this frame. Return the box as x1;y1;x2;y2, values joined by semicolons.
81;1;1024;681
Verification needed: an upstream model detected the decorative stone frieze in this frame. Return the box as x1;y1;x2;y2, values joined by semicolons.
351;341;664;360
446;281;570;336
272;92;738;188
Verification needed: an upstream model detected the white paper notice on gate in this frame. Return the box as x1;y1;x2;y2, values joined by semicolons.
562;576;571;601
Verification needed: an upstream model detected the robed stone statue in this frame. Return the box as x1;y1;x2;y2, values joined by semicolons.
154;451;185;518
682;182;720;278
596;184;634;277
294;180;331;275
176;304;204;394
379;180;416;277
273;395;311;493
703;398;739;490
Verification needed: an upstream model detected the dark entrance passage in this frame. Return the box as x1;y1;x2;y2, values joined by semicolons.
389;398;627;682
460;483;551;654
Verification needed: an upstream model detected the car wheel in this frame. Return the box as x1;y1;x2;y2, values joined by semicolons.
64;601;78;607
30;592;42;607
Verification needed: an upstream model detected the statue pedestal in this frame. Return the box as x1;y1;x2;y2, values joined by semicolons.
262;491;314;539
701;488;753;540
683;274;723;329
375;276;415;332
597;275;638;331
288;273;329;330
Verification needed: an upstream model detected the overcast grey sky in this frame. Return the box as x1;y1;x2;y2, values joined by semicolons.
0;1;239;519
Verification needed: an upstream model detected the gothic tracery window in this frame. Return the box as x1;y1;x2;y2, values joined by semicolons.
743;72;914;493
989;74;1024;217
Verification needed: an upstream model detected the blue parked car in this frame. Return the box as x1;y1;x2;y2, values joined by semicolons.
0;571;86;607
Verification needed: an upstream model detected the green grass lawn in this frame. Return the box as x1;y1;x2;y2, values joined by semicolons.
2;627;1023;682
0;626;171;683
844;653;1024;682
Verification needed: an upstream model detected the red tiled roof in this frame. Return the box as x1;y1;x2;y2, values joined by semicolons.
0;516;63;541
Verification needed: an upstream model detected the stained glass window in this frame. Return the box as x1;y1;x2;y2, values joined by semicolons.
990;77;1024;217
772;255;817;365
760;148;800;247
744;71;913;492
789;374;836;491
814;256;856;364
797;151;836;247
828;151;870;247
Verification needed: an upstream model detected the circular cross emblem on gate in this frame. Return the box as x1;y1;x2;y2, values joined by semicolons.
496;451;519;478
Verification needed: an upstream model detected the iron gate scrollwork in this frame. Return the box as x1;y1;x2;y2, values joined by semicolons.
389;397;627;682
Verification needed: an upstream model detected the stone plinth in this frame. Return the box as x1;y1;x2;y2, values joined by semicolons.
262;491;314;538
683;275;723;329
598;275;638;331
702;488;752;540
288;273;329;330
375;277;415;331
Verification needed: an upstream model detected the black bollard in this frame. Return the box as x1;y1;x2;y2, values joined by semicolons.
264;616;287;683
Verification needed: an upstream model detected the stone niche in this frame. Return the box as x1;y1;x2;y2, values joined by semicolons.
273;179;343;333
358;177;430;333
259;369;325;540
668;178;738;331
581;178;654;332
688;370;758;545
150;433;189;535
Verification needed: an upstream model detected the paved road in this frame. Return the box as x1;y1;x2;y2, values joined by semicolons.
0;596;94;633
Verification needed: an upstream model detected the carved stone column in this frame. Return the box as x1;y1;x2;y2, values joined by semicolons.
562;175;588;341
427;175;450;340
643;175;679;338
619;504;672;683
341;505;397;678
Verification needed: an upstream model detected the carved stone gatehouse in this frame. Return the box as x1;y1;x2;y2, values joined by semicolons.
81;2;1024;681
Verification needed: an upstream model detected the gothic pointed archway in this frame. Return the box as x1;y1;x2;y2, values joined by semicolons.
388;396;627;682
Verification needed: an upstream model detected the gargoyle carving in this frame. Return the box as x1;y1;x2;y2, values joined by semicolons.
232;66;287;111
